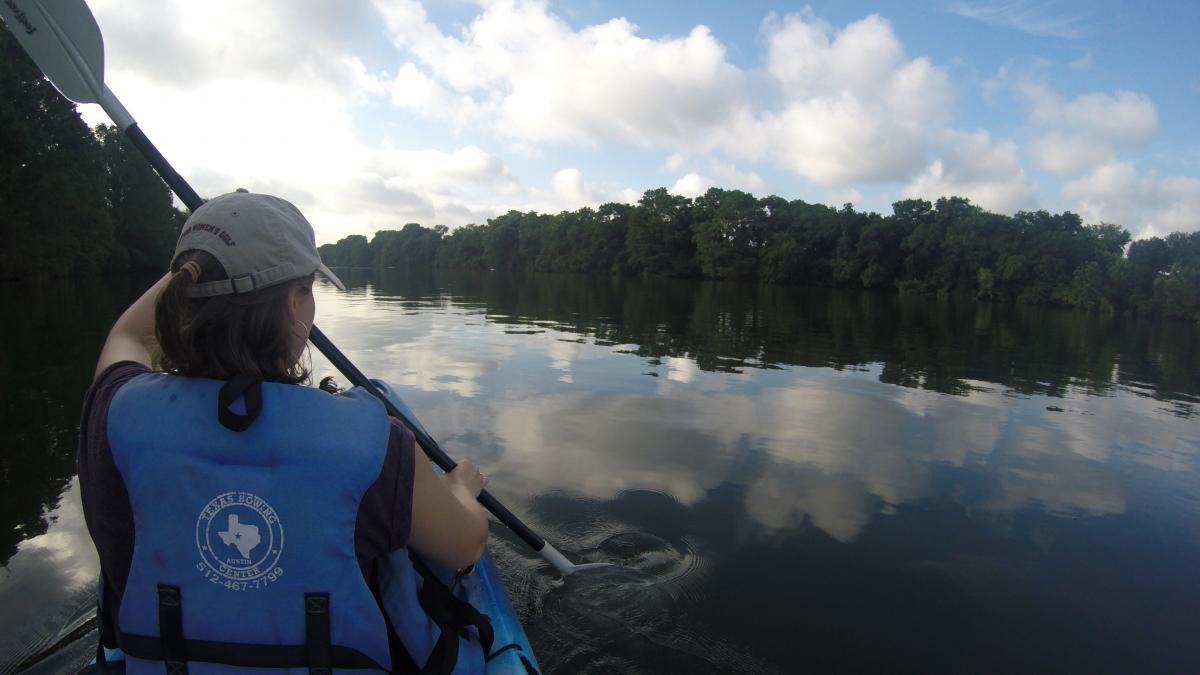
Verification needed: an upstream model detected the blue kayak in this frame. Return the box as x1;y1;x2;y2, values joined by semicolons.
86;380;540;674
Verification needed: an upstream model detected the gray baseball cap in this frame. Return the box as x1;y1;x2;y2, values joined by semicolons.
173;189;346;297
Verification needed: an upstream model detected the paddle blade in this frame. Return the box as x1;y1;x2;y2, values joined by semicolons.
0;0;105;103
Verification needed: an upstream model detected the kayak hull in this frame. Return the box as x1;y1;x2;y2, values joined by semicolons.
456;548;539;674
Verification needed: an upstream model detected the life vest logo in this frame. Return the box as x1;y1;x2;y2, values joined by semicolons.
195;491;284;587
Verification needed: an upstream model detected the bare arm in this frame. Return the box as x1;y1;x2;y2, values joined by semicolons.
408;457;489;569
94;273;171;381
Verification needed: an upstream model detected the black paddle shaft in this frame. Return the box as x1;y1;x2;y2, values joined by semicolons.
125;118;548;552
125;124;203;211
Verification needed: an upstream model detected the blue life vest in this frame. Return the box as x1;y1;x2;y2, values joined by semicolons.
104;373;490;674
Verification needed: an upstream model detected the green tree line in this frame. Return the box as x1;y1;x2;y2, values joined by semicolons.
0;28;183;281
321;187;1200;322
7;22;1196;322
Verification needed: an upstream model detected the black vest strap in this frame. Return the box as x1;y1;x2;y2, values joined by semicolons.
416;572;460;675
217;376;263;432
371;574;423;673
407;551;503;673
118;634;386;670
118;588;387;671
305;593;332;675
486;643;521;662
157;585;188;674
449;594;494;657
485;643;541;674
369;555;495;675
113;560;496;674
414;554;495;656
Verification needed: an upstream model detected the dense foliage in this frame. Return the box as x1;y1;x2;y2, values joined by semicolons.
322;189;1200;322
0;28;183;281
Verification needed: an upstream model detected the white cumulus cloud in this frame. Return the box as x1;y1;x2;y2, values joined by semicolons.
671;173;716;198
904;130;1038;213
374;0;748;148
74;0;550;240
64;0;1196;243
375;2;954;188
735;12;954;185
1028;132;1114;176
1023;87;1157;144
1061;162;1200;238
987;68;1193;235
551;168;594;203
1018;83;1158;177
519;168;639;214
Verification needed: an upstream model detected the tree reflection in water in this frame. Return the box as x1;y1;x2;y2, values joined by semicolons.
2;268;1198;673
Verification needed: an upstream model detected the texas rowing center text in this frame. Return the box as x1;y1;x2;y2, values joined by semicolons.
195;491;285;590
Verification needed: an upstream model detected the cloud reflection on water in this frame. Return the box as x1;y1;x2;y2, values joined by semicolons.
493;392;729;506
305;272;1200;672
0;479;98;670
316;285;516;398
312;278;1199;548
478;365;1148;543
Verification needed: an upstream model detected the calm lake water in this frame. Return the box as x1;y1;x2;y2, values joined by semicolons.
2;269;1198;674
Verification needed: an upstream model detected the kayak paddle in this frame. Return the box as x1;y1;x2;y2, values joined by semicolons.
1;0;608;577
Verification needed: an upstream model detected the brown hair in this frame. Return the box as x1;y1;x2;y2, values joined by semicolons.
154;250;313;384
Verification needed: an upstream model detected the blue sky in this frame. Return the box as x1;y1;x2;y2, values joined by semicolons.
78;0;1200;243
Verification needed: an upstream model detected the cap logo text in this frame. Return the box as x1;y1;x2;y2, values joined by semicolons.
4;0;38;35
185;222;237;246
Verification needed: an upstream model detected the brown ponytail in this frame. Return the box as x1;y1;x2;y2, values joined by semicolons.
154;250;313;384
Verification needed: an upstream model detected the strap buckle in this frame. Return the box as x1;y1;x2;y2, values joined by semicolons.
231;274;257;293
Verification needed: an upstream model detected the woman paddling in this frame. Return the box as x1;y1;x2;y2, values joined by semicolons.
78;190;494;673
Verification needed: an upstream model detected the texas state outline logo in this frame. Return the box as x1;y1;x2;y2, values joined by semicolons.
195;491;285;591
